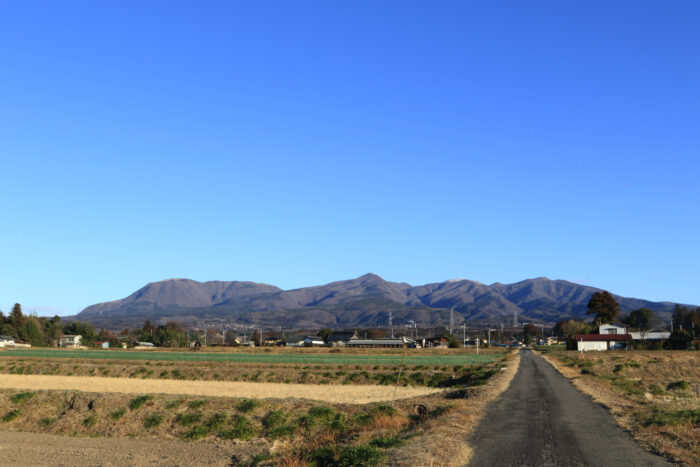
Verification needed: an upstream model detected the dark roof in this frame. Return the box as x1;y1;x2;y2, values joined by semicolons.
0;335;15;341
326;331;358;342
575;334;632;342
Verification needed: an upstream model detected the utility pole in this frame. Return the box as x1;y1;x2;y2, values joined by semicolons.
450;307;454;335
488;329;498;348
259;329;263;347
204;328;207;347
461;322;467;350
389;311;393;338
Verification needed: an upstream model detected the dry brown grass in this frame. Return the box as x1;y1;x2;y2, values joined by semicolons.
0;374;440;404
540;350;699;465
388;350;521;466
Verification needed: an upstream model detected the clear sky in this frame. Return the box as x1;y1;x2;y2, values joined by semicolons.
1;1;698;316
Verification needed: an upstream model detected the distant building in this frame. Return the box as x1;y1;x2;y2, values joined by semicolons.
59;335;82;348
134;342;155;349
95;341;110;349
325;330;359;347
303;336;325;347
598;322;628;335
0;335;15;347
629;330;671;341
575;334;632;351
345;337;413;348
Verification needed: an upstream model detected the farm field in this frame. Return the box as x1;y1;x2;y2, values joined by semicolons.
0;348;505;388
0;348;499;365
0;349;519;465
541;350;699;465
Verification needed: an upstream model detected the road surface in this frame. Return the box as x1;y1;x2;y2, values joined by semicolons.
468;350;670;466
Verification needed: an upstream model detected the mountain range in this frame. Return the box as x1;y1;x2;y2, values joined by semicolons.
71;274;689;330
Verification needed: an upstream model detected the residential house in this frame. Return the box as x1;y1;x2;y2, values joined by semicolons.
59;335;82;348
303;336;326;347
598;322;628;335
95;341;110;349
325;330;359;347
575;333;632;351
0;335;15;347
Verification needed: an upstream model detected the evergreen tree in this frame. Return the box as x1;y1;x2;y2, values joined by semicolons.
586;291;620;324
9;303;24;328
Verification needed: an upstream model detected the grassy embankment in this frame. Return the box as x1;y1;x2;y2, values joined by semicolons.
0;348;518;466
541;350;699;465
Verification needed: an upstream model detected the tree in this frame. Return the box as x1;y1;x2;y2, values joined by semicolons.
624;308;654;344
522;324;536;345
9;303;24;328
586;291;620;324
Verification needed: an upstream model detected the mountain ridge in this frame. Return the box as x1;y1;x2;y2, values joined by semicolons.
72;274;693;330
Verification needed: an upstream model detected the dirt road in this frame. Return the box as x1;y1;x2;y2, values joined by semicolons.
0;430;252;466
0;374;438;404
468;350;670;466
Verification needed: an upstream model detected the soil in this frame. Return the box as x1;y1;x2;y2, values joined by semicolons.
0;374;440;403
0;430;254;466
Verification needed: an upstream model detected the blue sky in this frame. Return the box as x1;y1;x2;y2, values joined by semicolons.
1;1;698;316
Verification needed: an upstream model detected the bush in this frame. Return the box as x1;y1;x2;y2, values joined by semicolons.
9;392;36;404
646;409;700;426
369;435;404;448
165;399;183;409
181;425;209;441
129;395;153;410
666;380;689;391
188;399;206;410
83;415;97;427
204;412;228;430
110;408;126;420
237;399;259;413
144;413;164;428
371;404;397;416
38;417;56;427
263;410;295;438
1;409;21;422
175;411;203;426
338;445;385;466
218;415;257;440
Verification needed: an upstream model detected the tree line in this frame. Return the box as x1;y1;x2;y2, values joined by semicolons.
0;303;98;347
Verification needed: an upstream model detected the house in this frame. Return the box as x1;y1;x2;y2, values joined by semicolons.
284;335;306;347
598;322;628;335
345;336;413;348
575;333;632;351
95;341;110;349
0;335;15;347
134;342;155;349
325;330;359;347
629;330;671;341
59;335;82;348
303;336;326;347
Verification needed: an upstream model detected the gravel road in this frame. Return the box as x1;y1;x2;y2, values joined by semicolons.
468;350;670;466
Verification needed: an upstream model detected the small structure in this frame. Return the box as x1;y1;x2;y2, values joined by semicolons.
0;335;16;347
325;330;359;347
575;334;632;351
345;336;412;348
95;341;110;349
284;335;306;347
134;342;155;349
303;336;326;347
59;335;82;348
629;330;671;341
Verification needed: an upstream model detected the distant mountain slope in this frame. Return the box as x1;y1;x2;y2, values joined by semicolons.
74;274;690;329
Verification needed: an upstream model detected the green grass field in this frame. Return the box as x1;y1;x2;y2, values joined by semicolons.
0;348;499;366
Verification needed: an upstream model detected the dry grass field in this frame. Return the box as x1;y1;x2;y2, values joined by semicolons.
541;350;699;465
0;348;517;466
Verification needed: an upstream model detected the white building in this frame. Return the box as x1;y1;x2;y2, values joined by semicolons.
598;322;628;335
0;335;15;347
59;335;82;348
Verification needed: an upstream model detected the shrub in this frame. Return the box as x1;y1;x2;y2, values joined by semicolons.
646;409;700;426
666;380;689;391
338;445;385;466
204;412;228;430
38;417;56;427
181;425;209;441
2;409;21;422
238;399;259;413
263;410;295;438
188;399;206;410
353;413;374;426
9;392;36;404
175;411;203;426
83;415;97;427
129;395;153;410
165;399;183;409
218;415;257;440
144;413;164;428
369;435;405;448
371;404;397;416
308;447;337;465
110;408;126;420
